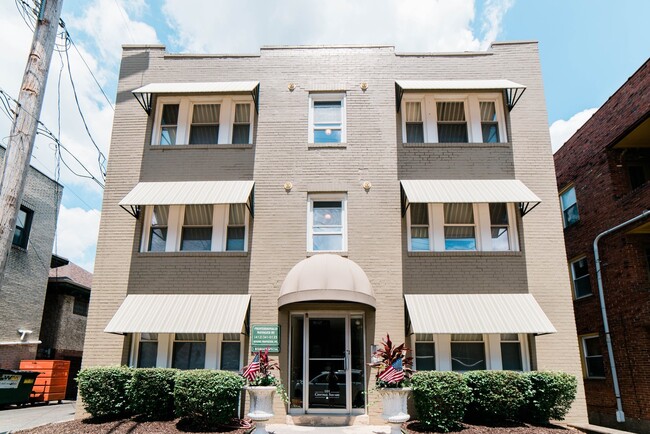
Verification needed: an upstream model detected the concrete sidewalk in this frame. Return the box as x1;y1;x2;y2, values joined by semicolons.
0;401;76;433
266;425;393;433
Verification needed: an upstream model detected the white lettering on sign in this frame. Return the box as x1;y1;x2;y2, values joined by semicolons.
0;374;21;389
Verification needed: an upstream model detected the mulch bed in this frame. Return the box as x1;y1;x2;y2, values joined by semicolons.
15;417;254;434
403;420;576;433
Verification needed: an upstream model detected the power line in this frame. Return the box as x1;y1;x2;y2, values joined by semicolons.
112;0;136;44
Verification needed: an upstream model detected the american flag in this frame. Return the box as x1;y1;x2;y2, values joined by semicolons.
243;352;260;381
378;358;404;384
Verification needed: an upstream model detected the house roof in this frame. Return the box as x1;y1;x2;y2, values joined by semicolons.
49;262;93;290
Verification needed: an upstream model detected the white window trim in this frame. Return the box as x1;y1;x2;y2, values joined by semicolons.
401;92;508;144
152;95;254;146
308;93;347;144
141;204;248;253
580;334;605;379
570;256;592;300
406;202;519;252
307;194;348;252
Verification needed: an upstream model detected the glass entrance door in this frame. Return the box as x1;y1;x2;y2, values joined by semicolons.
308;317;347;410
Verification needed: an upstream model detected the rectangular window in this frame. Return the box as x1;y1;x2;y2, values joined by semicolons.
226;204;246;251
189;104;220;145
409;203;430;251
571;257;592;298
159;104;179;145
73;297;89;316
181;205;213;251
12;206;33;249
581;335;605;378
148;205;169;252
437;101;468;143
489;203;510;251
172;333;206;370
415;333;435;371
137;333;158;368
480;101;500;143
500;334;523;371
232;103;251;144
309;197;346;252
220;333;241;371
405;101;424;143
560;186;579;227
310;94;345;143
444;203;476;250
451;334;486;371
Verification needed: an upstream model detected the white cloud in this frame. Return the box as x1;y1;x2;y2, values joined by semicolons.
163;0;514;54
549;108;597;153
54;205;101;272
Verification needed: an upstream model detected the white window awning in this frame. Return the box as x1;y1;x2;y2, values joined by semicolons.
119;180;254;218
395;79;526;112
105;294;251;335
132;81;260;115
400;179;541;216
404;294;556;335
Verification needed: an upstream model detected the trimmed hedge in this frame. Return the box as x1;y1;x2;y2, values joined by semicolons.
522;371;577;424
174;370;245;427
127;368;178;420
464;370;532;422
77;366;133;418
411;371;472;432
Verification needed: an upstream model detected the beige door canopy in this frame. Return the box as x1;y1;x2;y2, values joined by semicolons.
278;254;376;308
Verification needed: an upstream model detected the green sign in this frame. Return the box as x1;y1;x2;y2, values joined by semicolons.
251;325;280;352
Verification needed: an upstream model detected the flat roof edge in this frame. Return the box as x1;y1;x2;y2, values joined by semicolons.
165;53;260;59
122;44;166;49
261;44;395;50
396;51;493;57
491;40;539;46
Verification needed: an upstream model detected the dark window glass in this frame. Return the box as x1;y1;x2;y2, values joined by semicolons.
12;206;33;249
451;334;485;371
232;103;251;144
628;165;647;190
572;258;591;298
148;205;169;252
138;342;158;368
226;204;246;251
415;342;435;371
437;102;468;143
160;104;179;145
73;297;89;316
405;101;424;143
172;334;206;370
583;336;605;378
501;342;523;371
480;101;500;143
189;104;220;145
220;341;241;371
181;205;212;251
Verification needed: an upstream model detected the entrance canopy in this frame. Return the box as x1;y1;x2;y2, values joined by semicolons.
404;294;556;335
279;254;376;308
104;294;250;335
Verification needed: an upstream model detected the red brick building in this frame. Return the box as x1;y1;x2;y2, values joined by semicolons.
554;59;650;433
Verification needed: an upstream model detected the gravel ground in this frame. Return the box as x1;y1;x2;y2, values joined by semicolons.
14;417;253;434
403;420;577;433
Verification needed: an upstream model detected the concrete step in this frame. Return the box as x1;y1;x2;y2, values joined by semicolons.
570;423;637;434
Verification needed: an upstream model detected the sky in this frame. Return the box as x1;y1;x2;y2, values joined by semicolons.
0;0;648;272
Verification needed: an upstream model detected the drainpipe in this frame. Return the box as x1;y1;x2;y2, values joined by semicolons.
593;209;650;423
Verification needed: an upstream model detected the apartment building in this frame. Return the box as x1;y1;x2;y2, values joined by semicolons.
555;59;649;433
0;144;63;368
83;41;587;423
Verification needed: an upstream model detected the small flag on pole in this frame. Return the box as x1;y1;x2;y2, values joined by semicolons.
243;352;260;381
378;358;404;384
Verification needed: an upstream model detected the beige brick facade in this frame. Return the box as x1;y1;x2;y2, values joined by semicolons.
82;42;587;423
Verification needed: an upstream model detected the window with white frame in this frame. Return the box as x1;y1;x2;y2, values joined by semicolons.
309;93;346;143
152;96;254;146
560;186;579;227
451;334;486;371
137;333;158;368
570;257;591;299
581;335;605;378
308;195;347;252
140;204;249;253
500;333;523;371
172;333;206;370
401;93;507;144
414;333;435;371
220;333;242;371
407;202;518;252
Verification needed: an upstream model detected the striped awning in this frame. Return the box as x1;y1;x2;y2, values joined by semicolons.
132;81;260;114
104;294;250;334
404;294;556;335
400;179;540;214
120;180;254;206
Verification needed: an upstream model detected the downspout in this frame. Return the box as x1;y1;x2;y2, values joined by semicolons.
593;209;650;423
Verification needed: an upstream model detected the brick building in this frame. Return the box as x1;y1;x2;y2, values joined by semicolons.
82;42;587;424
0;144;63;368
554;59;650;432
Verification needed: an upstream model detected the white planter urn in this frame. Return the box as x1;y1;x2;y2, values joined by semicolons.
379;387;412;434
246;386;276;434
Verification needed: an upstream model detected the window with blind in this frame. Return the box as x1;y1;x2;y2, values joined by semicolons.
401;94;506;143
148;205;169;252
308;195;346;252
444;203;476;250
152;97;254;145
309;93;346;144
451;334;486;371
181;205;213;251
226;204;246;251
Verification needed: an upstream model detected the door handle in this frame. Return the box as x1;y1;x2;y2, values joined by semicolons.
344;350;350;371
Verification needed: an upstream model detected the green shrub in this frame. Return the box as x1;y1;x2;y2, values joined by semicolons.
411;371;472;432
464;370;532;422
76;366;133;418
174;370;245;427
522;371;577;424
127;368;178;420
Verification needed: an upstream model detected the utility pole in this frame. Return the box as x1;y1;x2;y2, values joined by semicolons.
0;0;64;289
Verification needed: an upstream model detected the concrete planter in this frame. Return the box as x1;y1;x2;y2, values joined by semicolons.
379;387;412;433
246;386;276;434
